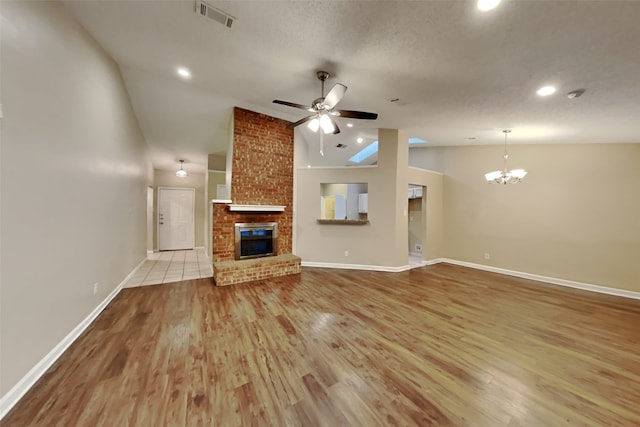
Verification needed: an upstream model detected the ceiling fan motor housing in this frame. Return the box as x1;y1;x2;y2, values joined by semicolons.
316;71;330;81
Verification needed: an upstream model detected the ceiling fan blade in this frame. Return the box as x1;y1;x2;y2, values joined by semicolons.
286;115;315;130
335;110;378;120
323;83;347;109
273;100;315;112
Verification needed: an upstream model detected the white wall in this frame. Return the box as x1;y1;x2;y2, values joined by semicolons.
410;143;640;292
0;1;152;398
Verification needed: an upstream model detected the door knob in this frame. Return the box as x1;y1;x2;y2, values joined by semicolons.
160;222;164;225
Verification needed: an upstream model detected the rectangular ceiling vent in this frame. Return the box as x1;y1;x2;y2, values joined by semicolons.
196;1;235;29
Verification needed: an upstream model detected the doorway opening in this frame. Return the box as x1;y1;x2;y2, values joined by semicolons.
408;184;426;267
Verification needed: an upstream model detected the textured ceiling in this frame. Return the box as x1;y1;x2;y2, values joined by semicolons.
64;0;640;171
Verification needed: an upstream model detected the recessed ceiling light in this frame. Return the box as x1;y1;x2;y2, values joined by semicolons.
347;123;354;128
176;67;192;79
357;137;364;143
536;85;556;97
477;0;501;11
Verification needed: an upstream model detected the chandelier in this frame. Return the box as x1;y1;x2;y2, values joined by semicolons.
484;130;527;184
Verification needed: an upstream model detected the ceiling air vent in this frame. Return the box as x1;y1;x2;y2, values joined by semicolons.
196;1;235;28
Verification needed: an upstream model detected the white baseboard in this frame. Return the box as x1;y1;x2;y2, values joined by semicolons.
302;261;415;273
437;258;640;300
303;257;639;300
302;256;434;272
0;257;147;420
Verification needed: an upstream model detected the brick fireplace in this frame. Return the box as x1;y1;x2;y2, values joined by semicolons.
212;107;301;286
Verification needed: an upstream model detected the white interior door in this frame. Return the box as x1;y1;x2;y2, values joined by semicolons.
158;188;195;251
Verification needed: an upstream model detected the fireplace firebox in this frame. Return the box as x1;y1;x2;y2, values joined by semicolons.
234;222;278;260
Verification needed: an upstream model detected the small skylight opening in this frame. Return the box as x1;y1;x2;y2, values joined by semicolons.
349;137;428;164
349;141;378;163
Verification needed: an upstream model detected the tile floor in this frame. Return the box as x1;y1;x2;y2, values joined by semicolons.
124;248;212;288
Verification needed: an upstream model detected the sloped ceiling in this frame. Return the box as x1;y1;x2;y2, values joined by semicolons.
64;0;640;171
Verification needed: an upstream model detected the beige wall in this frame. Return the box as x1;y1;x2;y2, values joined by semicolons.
295;130;444;267
410;143;640;292
321;183;348;197
0;2;152;397
207;171;226;201
153;170;206;249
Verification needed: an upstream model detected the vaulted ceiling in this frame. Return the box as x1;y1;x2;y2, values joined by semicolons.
64;1;640;172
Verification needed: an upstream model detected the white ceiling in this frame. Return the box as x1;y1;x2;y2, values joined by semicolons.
63;0;640;172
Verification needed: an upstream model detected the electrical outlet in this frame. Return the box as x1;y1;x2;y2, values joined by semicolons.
415;244;422;252
93;282;99;295
484;253;491;260
344;250;349;257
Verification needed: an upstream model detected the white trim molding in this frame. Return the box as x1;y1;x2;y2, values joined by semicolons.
303;257;640;300
0;257;147;420
302;261;418;273
437;258;640;300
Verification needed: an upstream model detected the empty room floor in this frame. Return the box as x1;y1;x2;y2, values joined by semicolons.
124;248;212;287
4;263;640;425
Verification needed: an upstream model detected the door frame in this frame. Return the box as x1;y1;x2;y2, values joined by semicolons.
157;187;196;251
147;186;154;254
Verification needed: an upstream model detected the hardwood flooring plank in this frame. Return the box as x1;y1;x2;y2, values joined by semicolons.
3;265;640;426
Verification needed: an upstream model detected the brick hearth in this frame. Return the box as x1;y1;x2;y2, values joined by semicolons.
212;107;301;285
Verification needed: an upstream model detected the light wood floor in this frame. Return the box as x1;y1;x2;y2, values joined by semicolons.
3;264;640;426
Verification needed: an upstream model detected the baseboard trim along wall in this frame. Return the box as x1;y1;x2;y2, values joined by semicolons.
302;261;417;273
438;258;640;301
303;258;640;300
0;257;147;420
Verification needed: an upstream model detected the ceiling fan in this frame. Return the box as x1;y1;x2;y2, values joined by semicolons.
273;71;378;135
